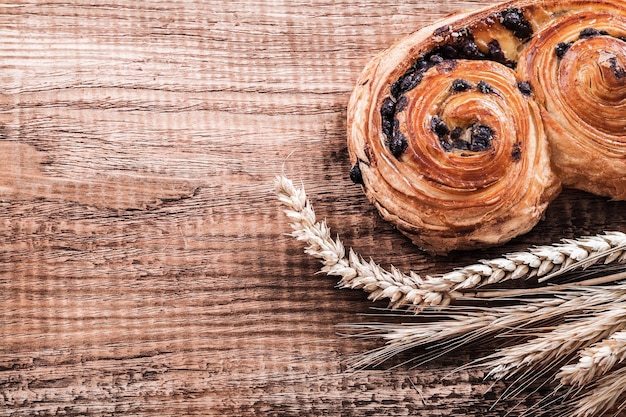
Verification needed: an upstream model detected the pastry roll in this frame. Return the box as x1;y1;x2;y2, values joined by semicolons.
347;0;626;254
347;2;559;254
516;3;626;199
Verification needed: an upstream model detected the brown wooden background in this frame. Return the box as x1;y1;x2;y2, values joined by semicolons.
1;1;625;415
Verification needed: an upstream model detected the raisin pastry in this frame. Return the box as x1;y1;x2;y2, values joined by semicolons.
347;0;626;254
515;2;626;199
347;2;556;254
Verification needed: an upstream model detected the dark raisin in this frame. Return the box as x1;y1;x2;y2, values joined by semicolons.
439;139;453;151
392;71;423;97
461;41;485;59
500;8;533;39
450;126;463;140
477;80;494;94
504;60;517;70
390;59;431;99
488;40;506;63
452;138;470;151
609;57;626;79
438;44;459;59
515;23;533;39
451;79;472;92
433;25;452;38
382;118;393;140
429;54;444;64
350;163;364;184
488;41;517;68
389;132;408;158
430;116;450;138
500;8;522;25
390;78;402;99
517;81;532;96
449;127;469;150
555;42;573;59
395;96;408;112
411;58;428;72
402;71;423;92
470;124;494;151
511;143;522;162
579;28;609;38
381;97;395;117
380;97;395;139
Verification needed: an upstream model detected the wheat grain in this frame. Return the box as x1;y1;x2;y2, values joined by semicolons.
465;269;626;299
276;175;626;312
421;232;626;294
484;302;626;382
275;175;445;310
567;365;626;417
558;330;626;387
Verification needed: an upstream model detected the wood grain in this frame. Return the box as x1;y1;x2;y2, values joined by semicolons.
0;1;625;416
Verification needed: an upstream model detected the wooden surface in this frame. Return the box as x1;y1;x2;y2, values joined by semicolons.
1;1;625;416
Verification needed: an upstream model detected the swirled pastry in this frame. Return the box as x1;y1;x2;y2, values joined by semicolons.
348;0;626;254
516;3;626;199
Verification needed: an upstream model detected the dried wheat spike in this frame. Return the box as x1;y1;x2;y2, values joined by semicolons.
421;232;626;294
275;175;448;310
568;365;626;417
344;286;626;370
343;296;569;370
558;330;626;387
276;175;626;311
485;303;626;382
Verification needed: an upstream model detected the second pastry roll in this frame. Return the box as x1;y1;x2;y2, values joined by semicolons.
517;6;626;199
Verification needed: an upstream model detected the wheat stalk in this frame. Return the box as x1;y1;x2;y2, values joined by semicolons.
276;174;626;310
567;365;626;417
558;330;626;387
421;233;626;293
276;174;626;416
275;175;455;310
342;286;626;371
483;302;626;385
342;297;567;370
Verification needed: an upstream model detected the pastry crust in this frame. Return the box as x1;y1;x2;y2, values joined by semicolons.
516;3;626;199
348;0;626;254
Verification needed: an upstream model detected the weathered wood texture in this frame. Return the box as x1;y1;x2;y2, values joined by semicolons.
0;1;625;416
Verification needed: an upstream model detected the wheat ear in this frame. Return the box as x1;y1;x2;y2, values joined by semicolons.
558;330;626;387
567;365;626;417
275;175;447;309
342;286;626;370
421;232;626;293
276;175;626;310
484;302;626;384
342;296;568;370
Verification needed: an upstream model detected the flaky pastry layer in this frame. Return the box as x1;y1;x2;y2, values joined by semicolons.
348;0;626;254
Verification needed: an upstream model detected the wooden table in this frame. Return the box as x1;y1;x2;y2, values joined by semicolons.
1;1;625;415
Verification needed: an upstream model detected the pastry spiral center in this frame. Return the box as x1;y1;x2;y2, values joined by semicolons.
385;60;536;192
559;36;626;134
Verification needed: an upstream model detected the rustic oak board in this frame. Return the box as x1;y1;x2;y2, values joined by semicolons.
1;1;625;416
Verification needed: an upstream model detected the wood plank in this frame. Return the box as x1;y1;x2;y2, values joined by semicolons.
0;1;625;416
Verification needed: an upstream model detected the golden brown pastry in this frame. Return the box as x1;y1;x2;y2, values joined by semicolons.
516;2;626;199
347;0;626;254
